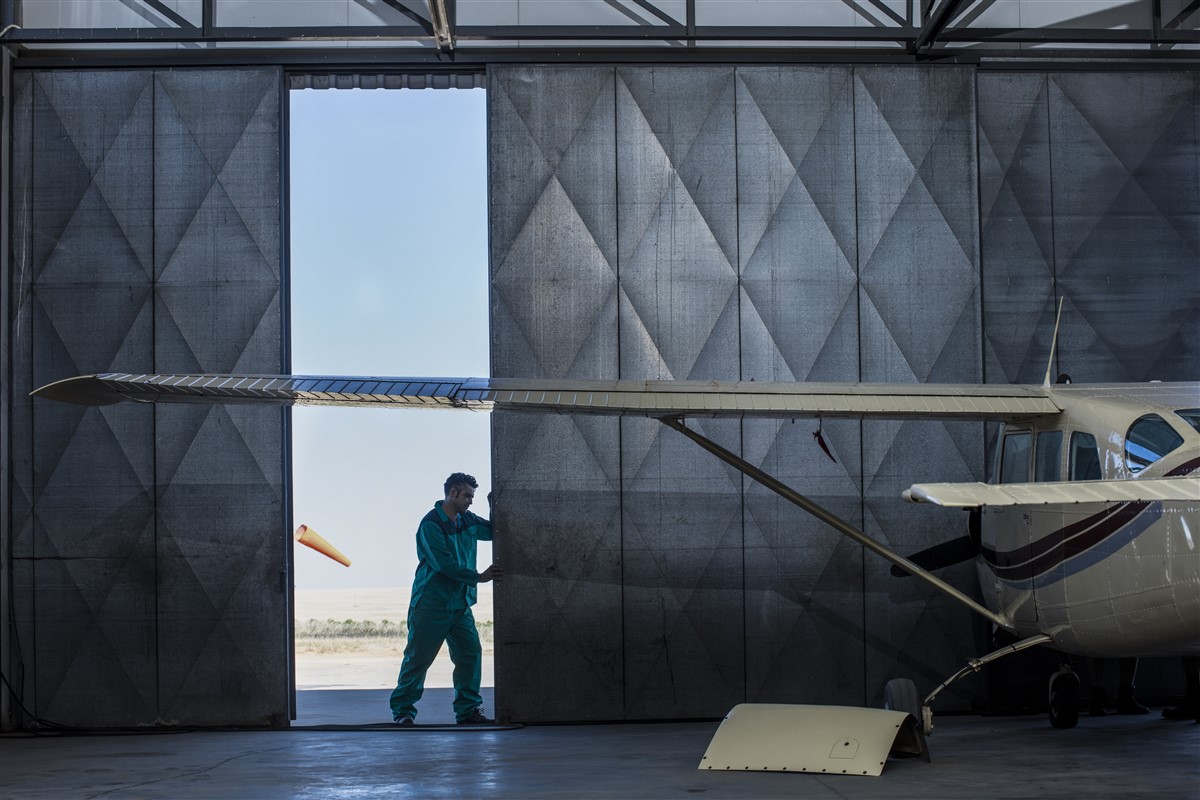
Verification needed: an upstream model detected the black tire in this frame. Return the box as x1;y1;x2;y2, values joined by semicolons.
1049;672;1080;729
884;678;922;722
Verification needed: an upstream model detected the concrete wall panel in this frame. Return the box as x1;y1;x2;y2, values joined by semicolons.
981;71;1200;386
978;73;1057;385
615;67;745;718
852;67;987;708
737;66;858;384
620;416;745;718
8;68;286;728
489;67;623;721
490;411;623;723
617;67;738;382
491;64;1007;721
16;71;158;726
734;66;866;705
153;70;286;726
8;70;36;716
1047;72;1199;383
489;65;1197;722
742;417;866;704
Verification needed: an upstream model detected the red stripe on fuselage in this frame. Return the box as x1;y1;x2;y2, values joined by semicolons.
981;503;1131;572
981;452;1198;581
1166;455;1200;477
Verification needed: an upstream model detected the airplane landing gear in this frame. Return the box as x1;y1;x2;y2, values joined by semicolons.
904;633;1054;736
1049;664;1080;729
884;678;922;720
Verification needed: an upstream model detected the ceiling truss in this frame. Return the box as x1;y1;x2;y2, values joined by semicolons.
1;0;1198;65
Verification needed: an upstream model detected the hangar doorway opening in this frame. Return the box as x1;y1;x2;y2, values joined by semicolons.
289;86;492;724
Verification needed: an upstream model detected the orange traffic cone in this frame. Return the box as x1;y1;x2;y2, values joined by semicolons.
294;524;351;567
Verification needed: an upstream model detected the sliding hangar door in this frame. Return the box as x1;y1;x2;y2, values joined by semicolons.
5;58;1197;726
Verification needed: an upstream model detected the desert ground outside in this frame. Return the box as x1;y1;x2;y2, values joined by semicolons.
294;586;494;690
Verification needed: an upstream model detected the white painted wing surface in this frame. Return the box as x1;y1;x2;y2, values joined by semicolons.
903;477;1200;507
32;373;1062;421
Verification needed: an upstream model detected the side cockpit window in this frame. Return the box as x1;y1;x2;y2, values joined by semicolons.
1035;431;1063;482
1069;432;1102;481
1000;432;1031;484
1125;414;1184;473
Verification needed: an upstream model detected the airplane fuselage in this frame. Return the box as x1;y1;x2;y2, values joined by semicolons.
978;384;1200;657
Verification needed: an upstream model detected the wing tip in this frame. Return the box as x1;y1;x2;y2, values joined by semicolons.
31;375;123;406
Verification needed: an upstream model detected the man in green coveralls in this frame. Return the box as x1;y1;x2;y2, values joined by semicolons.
391;473;501;725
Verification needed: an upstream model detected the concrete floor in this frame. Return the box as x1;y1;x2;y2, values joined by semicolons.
2;690;1197;799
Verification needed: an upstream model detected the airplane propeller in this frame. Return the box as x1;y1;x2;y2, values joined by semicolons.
890;510;981;577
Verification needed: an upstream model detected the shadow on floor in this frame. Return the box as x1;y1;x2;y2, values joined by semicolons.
295;687;496;727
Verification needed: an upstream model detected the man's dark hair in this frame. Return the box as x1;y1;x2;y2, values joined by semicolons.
444;473;478;495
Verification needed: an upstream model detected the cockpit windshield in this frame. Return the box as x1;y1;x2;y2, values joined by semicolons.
1125;414;1184;473
1176;408;1200;434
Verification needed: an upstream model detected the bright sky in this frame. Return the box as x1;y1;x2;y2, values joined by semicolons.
289;87;492;590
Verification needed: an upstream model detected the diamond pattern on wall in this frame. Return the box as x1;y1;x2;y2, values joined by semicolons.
734;67;866;705
853;67;985;706
488;68;624;722
493;177;618;378
490;68;617;381
11;70;36;574
17;72;159;726
155;433;284;723
979;74;1057;385
491;69;617;271
30;73;154;281
979;71;1199;385
33;284;154;382
1049;73;1200;382
10;69;285;728
490;65;1001;720
614;67;746;717
742;416;866;703
617;67;739;382
618;169;739;380
621;417;745;718
855;68;980;385
153;70;285;726
155;70;281;279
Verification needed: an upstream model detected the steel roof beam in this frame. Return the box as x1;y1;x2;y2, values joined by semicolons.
382;0;434;37
937;26;1200;44
914;0;969;52
453;24;913;41
621;0;681;27
14;43;1200;68
428;0;452;50
140;0;196;30
1164;0;1200;29
856;0;909;27
11;23;1196;46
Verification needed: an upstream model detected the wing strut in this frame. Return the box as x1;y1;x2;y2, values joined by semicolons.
660;417;1013;632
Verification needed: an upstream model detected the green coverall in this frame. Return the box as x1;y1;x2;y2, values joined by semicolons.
390;500;493;722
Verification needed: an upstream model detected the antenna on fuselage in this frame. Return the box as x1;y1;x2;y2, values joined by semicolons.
1043;296;1065;388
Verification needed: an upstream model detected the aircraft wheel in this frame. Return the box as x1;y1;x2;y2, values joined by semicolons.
1049;671;1080;729
884;678;922;722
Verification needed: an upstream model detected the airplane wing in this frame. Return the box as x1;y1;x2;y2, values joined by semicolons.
904;477;1200;507
32;372;1061;421
35;369;1066;632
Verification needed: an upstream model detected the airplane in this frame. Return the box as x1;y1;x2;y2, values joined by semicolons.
33;368;1200;739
